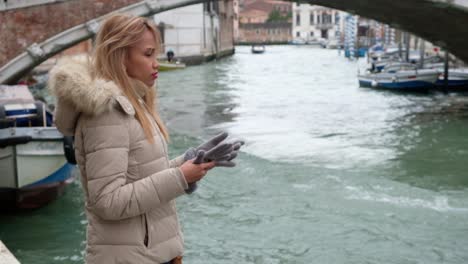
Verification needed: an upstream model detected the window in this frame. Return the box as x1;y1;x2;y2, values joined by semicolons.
296;31;300;37
296;14;300;26
310;31;314;37
323;13;332;24
310;13;314;25
204;2;211;12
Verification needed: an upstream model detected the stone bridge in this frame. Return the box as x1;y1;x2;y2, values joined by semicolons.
1;0;468;84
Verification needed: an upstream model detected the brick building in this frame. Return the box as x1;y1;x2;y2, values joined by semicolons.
237;0;292;44
238;21;291;43
0;0;147;68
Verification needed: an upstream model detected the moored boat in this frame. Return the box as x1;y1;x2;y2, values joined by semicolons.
359;63;439;91
0;85;76;209
290;38;306;45
435;68;468;89
251;44;265;54
159;61;186;71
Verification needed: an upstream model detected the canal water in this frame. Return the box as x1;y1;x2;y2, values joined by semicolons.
1;45;468;263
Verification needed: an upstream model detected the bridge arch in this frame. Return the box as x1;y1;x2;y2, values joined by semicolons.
1;0;468;84
0;0;221;84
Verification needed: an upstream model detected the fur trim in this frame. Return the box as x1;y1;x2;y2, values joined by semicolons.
48;57;121;116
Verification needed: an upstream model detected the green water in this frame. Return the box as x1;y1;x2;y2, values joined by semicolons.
1;46;468;263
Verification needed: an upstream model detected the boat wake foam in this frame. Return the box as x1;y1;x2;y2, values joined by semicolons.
345;185;468;213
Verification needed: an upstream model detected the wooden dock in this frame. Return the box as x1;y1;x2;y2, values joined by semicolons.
0;241;20;264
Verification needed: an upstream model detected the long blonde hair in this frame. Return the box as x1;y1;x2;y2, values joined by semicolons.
92;14;169;142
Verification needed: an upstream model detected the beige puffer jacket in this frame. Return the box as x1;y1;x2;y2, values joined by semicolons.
48;57;188;264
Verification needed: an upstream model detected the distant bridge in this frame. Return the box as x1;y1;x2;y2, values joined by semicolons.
1;0;468;84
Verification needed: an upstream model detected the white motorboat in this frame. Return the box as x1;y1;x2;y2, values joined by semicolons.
251;44;266;54
0;85;75;209
435;68;468;89
359;62;439;91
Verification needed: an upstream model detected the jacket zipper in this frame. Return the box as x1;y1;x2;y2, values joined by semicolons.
143;214;149;247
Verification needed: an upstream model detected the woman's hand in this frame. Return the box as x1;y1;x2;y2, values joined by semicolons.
180;152;216;184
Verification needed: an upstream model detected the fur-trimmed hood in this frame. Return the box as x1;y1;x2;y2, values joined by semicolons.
48;57;122;116
48;57;138;135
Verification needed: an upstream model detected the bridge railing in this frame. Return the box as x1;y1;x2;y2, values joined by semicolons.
0;0;74;11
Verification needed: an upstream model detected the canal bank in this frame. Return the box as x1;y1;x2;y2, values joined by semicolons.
31;48;236;76
1;45;468;264
170;48;235;66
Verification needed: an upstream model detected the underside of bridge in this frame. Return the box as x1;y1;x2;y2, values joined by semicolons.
1;0;467;84
305;0;468;61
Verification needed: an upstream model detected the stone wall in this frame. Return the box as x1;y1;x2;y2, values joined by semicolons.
238;22;291;43
0;0;141;68
219;0;235;53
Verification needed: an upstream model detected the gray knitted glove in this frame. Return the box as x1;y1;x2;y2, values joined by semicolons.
184;132;228;160
183;142;234;194
184;150;205;194
196;132;229;153
184;133;244;165
183;133;245;194
211;140;244;167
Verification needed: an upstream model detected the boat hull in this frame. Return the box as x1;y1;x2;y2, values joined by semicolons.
359;79;433;91
359;69;438;91
251;50;265;54
435;69;468;89
159;62;186;71
251;45;266;54
0;127;75;209
0;164;75;209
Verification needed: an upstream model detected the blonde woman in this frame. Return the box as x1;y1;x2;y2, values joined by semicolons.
48;14;241;264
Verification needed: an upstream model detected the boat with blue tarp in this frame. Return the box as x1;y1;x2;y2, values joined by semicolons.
0;84;76;209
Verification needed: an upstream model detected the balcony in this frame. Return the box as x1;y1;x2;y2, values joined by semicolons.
315;23;334;30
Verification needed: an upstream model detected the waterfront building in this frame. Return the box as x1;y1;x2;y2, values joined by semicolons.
234;0;240;41
238;22;292;44
153;1;235;64
292;3;345;45
239;5;269;24
343;16;384;57
237;0;292;44
239;0;291;23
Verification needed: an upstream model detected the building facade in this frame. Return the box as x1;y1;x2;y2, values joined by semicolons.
153;1;234;64
292;3;345;44
238;22;291;43
237;0;292;44
233;0;240;41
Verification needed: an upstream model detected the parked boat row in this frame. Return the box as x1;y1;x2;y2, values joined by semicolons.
0;85;76;209
359;63;439;91
435;68;468;88
359;46;468;92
